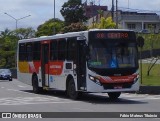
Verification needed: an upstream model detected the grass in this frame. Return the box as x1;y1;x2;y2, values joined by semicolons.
137;34;160;86
141;63;160;86
137;33;160;51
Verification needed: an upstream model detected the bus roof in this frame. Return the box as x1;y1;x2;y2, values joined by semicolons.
18;29;134;43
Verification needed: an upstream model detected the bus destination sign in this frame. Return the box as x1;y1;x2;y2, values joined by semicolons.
95;32;129;39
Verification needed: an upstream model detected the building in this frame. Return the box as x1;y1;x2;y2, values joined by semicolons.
119;11;160;33
86;11;111;26
84;1;108;18
86;10;160;33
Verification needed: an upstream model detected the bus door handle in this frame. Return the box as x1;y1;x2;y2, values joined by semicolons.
73;69;77;76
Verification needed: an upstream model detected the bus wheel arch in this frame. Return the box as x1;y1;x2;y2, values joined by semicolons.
66;75;79;100
32;73;37;86
32;73;42;94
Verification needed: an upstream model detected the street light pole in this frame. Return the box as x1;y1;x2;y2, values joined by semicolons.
4;12;31;30
4;13;31;68
111;0;114;21
53;0;56;34
116;0;118;29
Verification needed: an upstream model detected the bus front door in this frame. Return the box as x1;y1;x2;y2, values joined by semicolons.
76;40;86;90
41;44;49;87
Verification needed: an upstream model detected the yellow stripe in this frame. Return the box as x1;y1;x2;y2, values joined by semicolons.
18;62;29;73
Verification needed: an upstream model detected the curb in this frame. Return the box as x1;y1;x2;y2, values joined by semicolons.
138;86;160;94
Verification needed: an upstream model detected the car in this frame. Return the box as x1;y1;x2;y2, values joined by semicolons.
139;29;150;34
0;69;12;81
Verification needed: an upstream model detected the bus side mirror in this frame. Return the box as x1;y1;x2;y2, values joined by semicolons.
137;36;144;48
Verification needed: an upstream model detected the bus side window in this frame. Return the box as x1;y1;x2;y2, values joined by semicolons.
33;42;41;61
19;43;26;61
26;43;33;61
58;39;66;60
50;40;58;61
67;38;76;61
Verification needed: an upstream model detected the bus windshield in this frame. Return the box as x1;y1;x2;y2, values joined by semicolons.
88;40;138;69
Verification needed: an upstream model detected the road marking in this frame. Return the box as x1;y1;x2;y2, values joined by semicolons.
17;85;28;88
121;93;160;101
0;96;76;105
6;89;34;95
7;89;21;91
84;93;160;101
129;97;160;101
71;108;93;111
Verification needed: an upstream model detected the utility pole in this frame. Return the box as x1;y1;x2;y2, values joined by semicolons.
53;0;56;34
116;0;118;29
111;0;114;21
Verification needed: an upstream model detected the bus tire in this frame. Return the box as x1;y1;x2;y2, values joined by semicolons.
32;75;42;94
108;92;121;100
67;79;79;100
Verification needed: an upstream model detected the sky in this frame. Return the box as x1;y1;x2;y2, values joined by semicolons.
0;0;160;31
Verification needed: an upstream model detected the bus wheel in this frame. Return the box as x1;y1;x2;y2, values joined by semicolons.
67;79;78;100
108;92;121;100
32;75;42;94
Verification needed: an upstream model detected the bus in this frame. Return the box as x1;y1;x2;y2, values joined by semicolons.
17;29;140;100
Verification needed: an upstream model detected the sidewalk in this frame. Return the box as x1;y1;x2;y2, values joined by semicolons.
141;57;160;64
138;86;160;94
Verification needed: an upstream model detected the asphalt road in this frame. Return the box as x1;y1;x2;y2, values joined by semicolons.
0;79;160;121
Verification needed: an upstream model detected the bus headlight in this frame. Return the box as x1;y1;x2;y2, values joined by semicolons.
89;75;101;85
89;75;95;81
134;74;139;83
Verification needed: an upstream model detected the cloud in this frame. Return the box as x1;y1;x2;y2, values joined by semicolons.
0;0;69;30
0;0;160;31
119;0;160;12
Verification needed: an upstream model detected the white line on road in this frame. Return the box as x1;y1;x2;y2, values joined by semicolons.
0;101;76;106
7;89;32;93
71;108;93;111
129;97;160;101
17;85;28;88
0;96;77;105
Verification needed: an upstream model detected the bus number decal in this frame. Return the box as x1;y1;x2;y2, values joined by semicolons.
49;62;63;75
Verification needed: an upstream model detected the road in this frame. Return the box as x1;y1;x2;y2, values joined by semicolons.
0;79;160;121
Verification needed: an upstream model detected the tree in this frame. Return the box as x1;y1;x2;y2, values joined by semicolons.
60;0;87;25
146;57;160;76
139;30;160;76
0;28;17;51
0;28;12;38
36;18;64;36
13;27;35;39
89;17;116;29
97;10;104;18
0;27;35;68
61;22;87;33
145;34;160;76
0;29;17;68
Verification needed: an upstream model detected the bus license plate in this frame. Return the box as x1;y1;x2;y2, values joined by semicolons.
114;86;122;89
